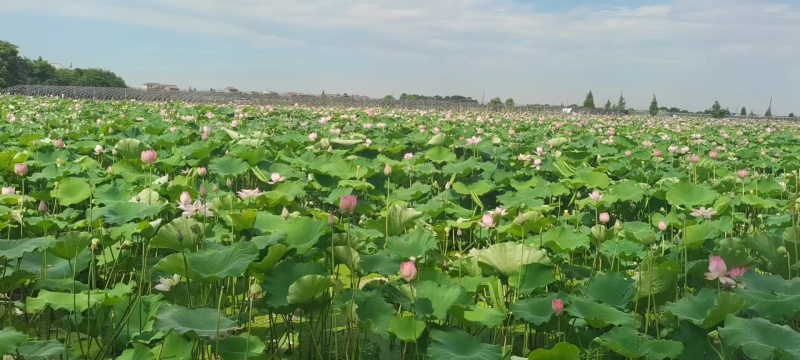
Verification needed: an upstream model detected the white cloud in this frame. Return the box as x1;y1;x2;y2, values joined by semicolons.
1;0;798;112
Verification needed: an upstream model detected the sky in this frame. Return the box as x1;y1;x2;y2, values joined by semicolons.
0;0;798;114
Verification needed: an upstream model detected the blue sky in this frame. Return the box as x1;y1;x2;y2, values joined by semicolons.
1;0;798;114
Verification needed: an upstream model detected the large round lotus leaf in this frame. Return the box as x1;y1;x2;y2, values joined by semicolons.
663;288;747;329
610;180;645;202
427;132;445;145
20;249;91;279
212;332;266;360
452;180;492;196
441;158;480;175
287;275;333;304
353;291;395;339
594;326;683;360
0;327;28;356
90;202;164;225
527;342;581;360
574;170;610;189
50;231;91;260
538;226;589;253
26;289;104;312
565;296;636;328
475;242;550;277
152;241;258;283
427;329;502;360
462;307;506;328
665;182;718;207
281;216;327;254
14;340;67;359
115;344;156;360
0;238;51;260
263;261;329;309
508;263;555;295
93;181;133;205
385;228;438;259
150;217;203;252
149;329;196;360
586;271;635;308
682;222;717;248
51;177;91;206
208;156;249;177
509;294;559;325
413;281;472;320
719;315;800;359
425;147;456;163
387;315;426;342
113;138;147;159
154;305;237;338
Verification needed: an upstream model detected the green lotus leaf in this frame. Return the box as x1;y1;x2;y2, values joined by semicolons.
212;333;266;360
51;177;91;206
208;156;250;177
527;342;581;360
476;242;550;277
719;315;800;360
428;329;502;360
152;241;258;283
154;305;237;338
0;327;28;356
387;315;426;342
595;326;683;360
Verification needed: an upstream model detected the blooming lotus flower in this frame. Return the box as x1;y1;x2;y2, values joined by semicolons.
53;139;65;148
737;169;748;179
729;267;747;279
709;150;719;159
478;213;496;228
309;132;318;141
465;136;482;146
141;150;157;164
589;191;602;202
704;256;736;286
155;274;181;291
177;200;213;218
179;191;192;205
404;153;413;160
267;172;286;184
1;187;14;195
552;299;564;316
400;261;417;282
14;163;28;176
94;145;105;155
339;195;357;213
691;207;716;219
237;188;263;199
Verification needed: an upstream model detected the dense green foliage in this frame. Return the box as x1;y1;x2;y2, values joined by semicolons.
1;96;800;359
583;91;595;108
0;40;126;88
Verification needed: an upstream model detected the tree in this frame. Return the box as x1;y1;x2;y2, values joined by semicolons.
505;98;515;108
750;110;754;116
383;94;394;101
649;95;659;116
614;93;626;111
789;112;795;118
710;100;726;119
488;97;503;110
604;100;612;109
583;91;595;108
321;90;327;98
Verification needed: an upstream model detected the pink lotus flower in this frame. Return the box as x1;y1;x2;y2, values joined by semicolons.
177;200;213;218
53;139;65;148
237;188;263;199
599;212;610;224
729;267;748;279
14;163;28;176
690;207;716;219
267;172;286;184
155;274;181;292
179;191;192;205
653;150;663;158
94;145;105;155
141;150;157;164
737;169;748;179
197;167;208;177
657;221;667;232
339;195;358;213
365;138;372;146
1;187;14;195
400;261;417;282
478;213;496;228
309;132;318;141
404;153;413;160
552;299;564;316
625;150;632;157
589;191;602;202
709;150;719;159
688;154;700;163
704;256;736;286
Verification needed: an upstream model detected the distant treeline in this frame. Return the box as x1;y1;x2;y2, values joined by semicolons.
0;40;127;89
397;93;479;102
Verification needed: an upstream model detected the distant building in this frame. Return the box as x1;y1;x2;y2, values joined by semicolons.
223;87;239;93
142;83;180;91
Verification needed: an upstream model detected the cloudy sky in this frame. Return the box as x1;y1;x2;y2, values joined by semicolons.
1;0;798;114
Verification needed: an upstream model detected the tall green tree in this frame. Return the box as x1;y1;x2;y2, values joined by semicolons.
583;91;595;108
489;97;503;110
614;93;626;111
604;99;612;109
505;98;515;108
710;100;726;119
649;95;659;116
740;106;747;116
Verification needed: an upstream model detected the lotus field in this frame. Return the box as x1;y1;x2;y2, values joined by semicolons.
3;95;800;360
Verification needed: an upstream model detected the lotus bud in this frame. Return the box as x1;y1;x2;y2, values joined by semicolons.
400;261;417;282
444;182;451;190
198;183;207;198
384;164;392;176
213;184;219;192
614;220;622;231
14;163;28;176
281;207;290;219
599;212;610;224
179;191;191;205
516;212;526;225
37;200;49;214
226;178;233;188
197;167;207;177
107;166;114;175
328;213;336;225
456;228;463;236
